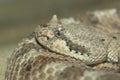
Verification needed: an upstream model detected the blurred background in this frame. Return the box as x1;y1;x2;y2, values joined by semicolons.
1;0;120;80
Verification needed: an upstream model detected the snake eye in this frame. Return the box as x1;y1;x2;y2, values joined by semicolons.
55;30;61;37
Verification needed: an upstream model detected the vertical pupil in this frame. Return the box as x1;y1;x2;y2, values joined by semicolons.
56;31;61;36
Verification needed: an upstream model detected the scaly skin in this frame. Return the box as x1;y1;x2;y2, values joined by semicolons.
5;9;120;80
35;15;120;65
5;32;90;80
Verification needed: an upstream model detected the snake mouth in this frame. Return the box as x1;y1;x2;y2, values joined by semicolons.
35;35;90;58
36;36;107;65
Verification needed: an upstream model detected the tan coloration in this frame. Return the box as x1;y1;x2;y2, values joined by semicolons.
5;9;120;80
93;63;119;72
78;9;120;34
36;18;107;64
35;10;120;64
81;70;120;80
107;34;120;63
5;34;89;80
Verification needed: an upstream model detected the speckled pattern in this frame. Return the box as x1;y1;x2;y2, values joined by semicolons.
4;36;88;80
4;9;120;80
